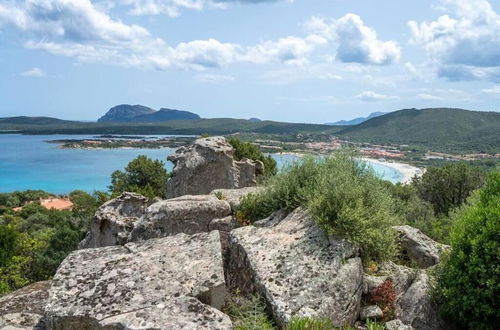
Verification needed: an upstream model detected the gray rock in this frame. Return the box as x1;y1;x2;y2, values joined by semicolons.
226;208;363;328
393;226;450;268
253;209;287;228
208;216;241;232
0;281;51;329
130;195;231;241
211;186;263;212
166;137;261;198
362;275;387;295
396;271;444;330
379;262;418;299
385;319;414;330
360;305;383;320
45;231;231;329
79;192;148;248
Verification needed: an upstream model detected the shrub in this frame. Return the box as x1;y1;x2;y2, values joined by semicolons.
434;171;499;329
412;162;484;215
365;279;396;321
286;317;332;330
227;137;277;177
223;293;275;330
365;319;384;330
238;153;399;261
109;155;168;199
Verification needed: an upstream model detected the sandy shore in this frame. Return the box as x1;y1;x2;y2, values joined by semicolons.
362;158;424;184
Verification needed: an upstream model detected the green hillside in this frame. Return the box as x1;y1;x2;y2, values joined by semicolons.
338;108;500;153
0;116;77;125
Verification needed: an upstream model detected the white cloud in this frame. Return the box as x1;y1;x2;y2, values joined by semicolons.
171;39;240;69
481;86;500;94
307;14;401;65
355;91;398;102
417;93;443;100
20;67;46;77
409;0;500;82
196;74;235;83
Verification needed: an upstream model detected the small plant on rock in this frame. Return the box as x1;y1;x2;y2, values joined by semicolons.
366;279;396;321
287;317;332;330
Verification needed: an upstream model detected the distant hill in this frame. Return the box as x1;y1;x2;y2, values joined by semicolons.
326;112;387;126
0;116;77;125
338;108;500;153
98;104;200;123
249;118;262;122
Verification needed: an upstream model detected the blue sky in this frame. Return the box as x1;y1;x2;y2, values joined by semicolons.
1;0;500;123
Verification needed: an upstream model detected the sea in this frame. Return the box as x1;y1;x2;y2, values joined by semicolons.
0;134;403;194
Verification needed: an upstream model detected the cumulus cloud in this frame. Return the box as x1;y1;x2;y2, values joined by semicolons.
355;91;398;102
20;67;46;77
306;14;401;65
417;93;443;100
409;0;500;81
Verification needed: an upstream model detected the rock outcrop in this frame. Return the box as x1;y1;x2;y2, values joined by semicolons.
45;231;231;329
0;281;51;329
226;208;363;328
166;137;262;198
129;195;232;242
80;192;148;249
211;187;263;212
393;225;450;268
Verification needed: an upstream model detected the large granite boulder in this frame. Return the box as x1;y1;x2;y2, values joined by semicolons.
226;208;363;328
0;281;51;329
211;187;263;212
80;192;148;249
166;137;262;198
45;231;231;329
130;195;232;242
393;226;450;268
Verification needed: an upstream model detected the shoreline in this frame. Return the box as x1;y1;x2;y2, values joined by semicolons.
362;157;424;184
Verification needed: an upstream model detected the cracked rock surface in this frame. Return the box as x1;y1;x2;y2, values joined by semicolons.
226;208;363;328
45;231;231;330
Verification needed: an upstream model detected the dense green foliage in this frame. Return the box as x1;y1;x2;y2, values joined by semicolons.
109;155;169;199
286;317;332;330
434;171;500;329
0;190;53;211
412;162;484;215
340;108;500;153
238;154;399;261
228;137;278;177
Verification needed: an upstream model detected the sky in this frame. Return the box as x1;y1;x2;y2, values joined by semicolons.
1;0;500;123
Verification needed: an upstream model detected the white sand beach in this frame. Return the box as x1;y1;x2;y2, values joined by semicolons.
362;158;424;184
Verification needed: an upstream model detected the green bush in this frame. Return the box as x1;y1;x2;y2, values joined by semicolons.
412;162;484;215
434;171;499;329
227;137;277;177
109;155;168;199
286;317;332;330
223;293;275;330
238;153;399;261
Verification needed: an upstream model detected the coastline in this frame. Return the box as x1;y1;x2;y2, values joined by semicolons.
362;157;424;184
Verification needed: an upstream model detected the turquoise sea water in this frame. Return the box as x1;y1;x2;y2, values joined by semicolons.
0;134;403;194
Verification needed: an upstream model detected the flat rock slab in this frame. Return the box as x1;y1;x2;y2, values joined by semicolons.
211;187;264;212
45;231;231;330
227;208;363;328
0;281;51;329
130;195;231;241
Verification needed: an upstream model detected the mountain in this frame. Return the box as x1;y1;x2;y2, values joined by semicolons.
0;116;77;125
338;108;500;153
97;104;199;123
326;112;387;126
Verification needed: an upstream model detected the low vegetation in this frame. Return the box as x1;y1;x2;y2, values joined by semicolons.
228;137;278;177
223;293;275;330
238;153;398;261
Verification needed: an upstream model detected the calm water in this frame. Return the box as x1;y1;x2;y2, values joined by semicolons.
0;134;402;194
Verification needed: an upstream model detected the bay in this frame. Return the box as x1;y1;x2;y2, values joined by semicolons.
0;134;403;194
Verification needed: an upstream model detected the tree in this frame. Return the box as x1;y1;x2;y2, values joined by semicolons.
412;162;484;215
227;137;277;177
434;171;499;329
109;155;169;199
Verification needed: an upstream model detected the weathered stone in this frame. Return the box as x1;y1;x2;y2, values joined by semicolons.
396;271;445;330
0;281;51;329
211;186;263;212
208;216;241;232
379;262;418;299
130;195;231;241
166;137;261;198
362;275;387;295
360;305;383;320
227;208;363;328
79;192;148;248
45;231;231;330
253;209;287;228
393;226;450;268
385;319;414;330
